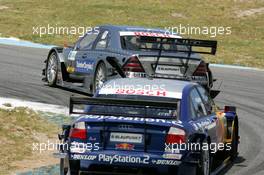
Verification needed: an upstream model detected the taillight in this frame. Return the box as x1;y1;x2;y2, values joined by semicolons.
193;61;208;76
224;106;236;113
69;122;86;140
165;127;186;144
122;55;145;73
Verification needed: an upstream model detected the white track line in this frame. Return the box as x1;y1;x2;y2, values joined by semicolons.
0;97;69;115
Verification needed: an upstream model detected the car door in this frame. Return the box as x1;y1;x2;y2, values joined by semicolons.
93;30;113;76
66;30;100;78
189;87;218;144
196;86;219;143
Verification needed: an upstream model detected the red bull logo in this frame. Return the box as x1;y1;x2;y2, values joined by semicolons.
115;143;135;150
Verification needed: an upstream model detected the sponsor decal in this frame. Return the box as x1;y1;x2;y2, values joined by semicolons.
162;153;182;160
155;65;182;75
119;31;181;39
115;143;135;150
70;142;99;153
79;115;183;126
71;154;97;160
75;60;94;73
71;153;181;166
152;159;180;165
98;154;150;164
67;66;75;73
115;89;167;97
110;132;143;143
99;87;182;99
190;119;212;131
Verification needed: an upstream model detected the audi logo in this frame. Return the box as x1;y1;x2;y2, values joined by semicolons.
118;125;133;130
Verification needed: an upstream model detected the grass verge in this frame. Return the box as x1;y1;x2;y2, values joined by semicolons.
0;107;59;174
0;0;264;68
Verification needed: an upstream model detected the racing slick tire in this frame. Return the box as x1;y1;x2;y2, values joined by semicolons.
93;62;107;94
176;140;211;175
60;158;79;175
176;163;197;175
46;52;59;86
230;122;239;161
197;140;211;175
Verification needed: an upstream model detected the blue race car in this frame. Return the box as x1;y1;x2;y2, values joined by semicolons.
55;78;239;175
42;25;217;94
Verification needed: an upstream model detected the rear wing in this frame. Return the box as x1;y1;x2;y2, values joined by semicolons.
138;37;217;55
69;96;178;119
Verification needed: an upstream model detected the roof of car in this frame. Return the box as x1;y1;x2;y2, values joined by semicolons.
98;78;195;99
100;25;178;35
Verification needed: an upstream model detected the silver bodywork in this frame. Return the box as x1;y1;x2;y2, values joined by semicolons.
98;77;195;99
43;25;211;94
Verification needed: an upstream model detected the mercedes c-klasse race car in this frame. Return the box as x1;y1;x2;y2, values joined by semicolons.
42;25;217;94
55;78;239;175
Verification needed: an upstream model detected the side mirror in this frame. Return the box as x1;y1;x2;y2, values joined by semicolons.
58;124;71;140
210;90;220;99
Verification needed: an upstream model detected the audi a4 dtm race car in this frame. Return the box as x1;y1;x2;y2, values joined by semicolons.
55;78;239;175
42;25;217;94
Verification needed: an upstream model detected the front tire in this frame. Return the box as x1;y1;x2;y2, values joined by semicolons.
93;62;107;94
46;52;59;86
230;122;239;160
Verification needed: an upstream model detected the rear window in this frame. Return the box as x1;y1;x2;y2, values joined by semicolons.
120;35;188;52
85;94;179;119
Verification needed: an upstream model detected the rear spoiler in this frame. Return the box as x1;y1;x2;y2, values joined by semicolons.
107;37;217;84
69;96;178;118
138;37;217;55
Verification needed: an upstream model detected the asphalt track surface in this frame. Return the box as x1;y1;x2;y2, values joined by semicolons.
1;44;264;175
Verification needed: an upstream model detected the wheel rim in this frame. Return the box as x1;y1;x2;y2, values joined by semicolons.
95;64;106;90
47;54;57;83
202;149;210;175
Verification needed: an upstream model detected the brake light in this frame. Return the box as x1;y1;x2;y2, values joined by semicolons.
69;122;86;140
224;106;236;113
193;61;207;76
165;127;186;144
122;55;145;73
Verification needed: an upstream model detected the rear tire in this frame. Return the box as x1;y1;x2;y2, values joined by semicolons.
175;140;211;175
46;52;59;86
60;158;68;175
93;62;107;94
197;140;211;175
177;163;197;175
60;158;79;175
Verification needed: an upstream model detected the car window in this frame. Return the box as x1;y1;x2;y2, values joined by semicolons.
85;94;179;119
189;98;197;120
95;30;110;50
79;32;99;50
121;36;188;52
197;86;214;114
189;88;207;119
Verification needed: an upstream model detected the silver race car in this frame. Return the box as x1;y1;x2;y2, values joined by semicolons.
42;25;217;94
